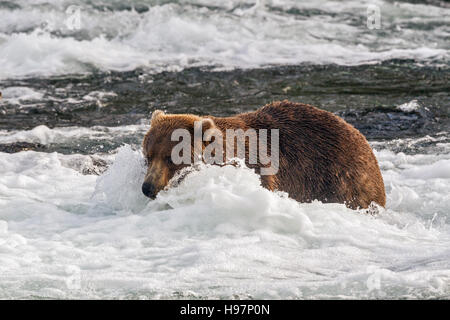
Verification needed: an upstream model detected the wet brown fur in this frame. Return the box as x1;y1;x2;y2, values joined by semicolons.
142;100;386;209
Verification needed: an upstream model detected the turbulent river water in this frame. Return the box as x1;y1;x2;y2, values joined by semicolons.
0;0;449;299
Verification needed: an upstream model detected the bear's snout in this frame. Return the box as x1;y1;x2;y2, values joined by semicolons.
142;182;157;199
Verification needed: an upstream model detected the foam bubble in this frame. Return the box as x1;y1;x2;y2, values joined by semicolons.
397;100;421;112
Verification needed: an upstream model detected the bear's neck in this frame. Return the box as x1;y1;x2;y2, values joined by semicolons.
210;116;249;132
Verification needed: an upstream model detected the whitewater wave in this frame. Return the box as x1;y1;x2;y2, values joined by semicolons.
0;145;449;299
0;0;448;79
0;124;148;145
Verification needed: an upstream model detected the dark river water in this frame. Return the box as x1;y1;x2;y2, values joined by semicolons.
1;61;449;154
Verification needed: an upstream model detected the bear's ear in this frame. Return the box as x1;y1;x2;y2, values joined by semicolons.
201;118;215;132
150;110;165;123
201;117;221;142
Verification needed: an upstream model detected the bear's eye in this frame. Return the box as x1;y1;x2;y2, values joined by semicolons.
146;156;152;164
165;156;173;165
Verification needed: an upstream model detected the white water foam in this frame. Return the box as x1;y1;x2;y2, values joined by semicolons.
0;0;448;79
0;124;148;145
397;100;421;113
0;143;449;299
0;87;44;105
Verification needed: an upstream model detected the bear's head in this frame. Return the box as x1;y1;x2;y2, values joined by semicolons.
141;110;217;199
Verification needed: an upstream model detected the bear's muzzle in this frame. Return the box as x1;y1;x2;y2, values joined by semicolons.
142;182;157;199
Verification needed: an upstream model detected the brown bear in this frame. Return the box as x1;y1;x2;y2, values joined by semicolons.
142;100;386;209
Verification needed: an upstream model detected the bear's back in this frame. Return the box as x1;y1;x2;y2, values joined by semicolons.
238;100;386;209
